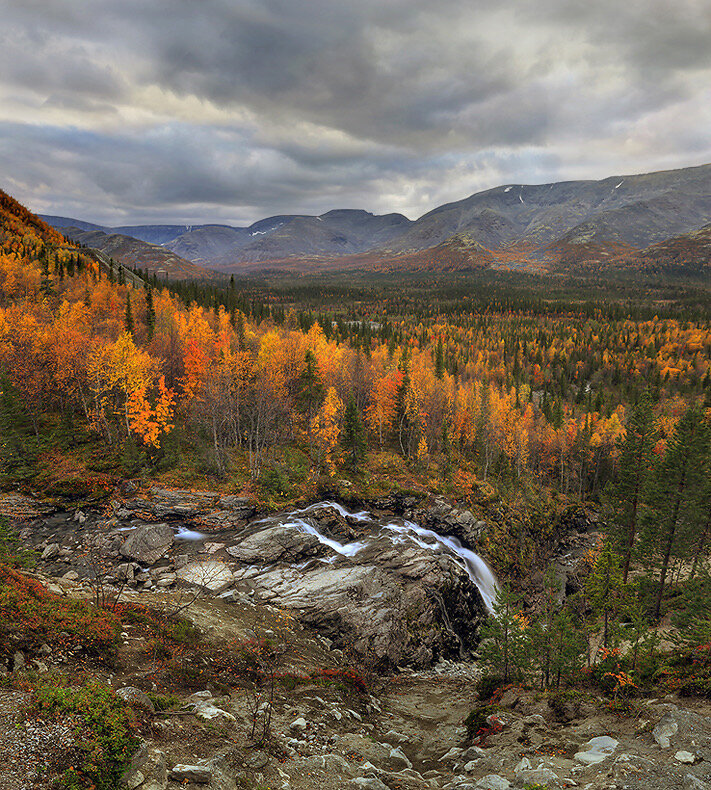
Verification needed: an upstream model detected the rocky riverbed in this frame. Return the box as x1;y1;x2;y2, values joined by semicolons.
12;487;498;669
2;489;711;790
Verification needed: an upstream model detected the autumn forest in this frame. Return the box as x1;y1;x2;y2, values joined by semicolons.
2;185;711;689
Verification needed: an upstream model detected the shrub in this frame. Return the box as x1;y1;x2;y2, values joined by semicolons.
0;565;120;662
31;677;140;790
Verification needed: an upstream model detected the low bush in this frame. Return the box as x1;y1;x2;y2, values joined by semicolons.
31;676;139;790
0;565;120;663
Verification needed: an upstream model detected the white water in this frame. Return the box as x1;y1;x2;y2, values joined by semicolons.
174;526;207;541
268;500;499;612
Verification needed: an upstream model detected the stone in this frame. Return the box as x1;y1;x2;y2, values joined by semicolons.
683;775;710;790
120;523;173;565
574;735;619;765
61;570;79;581
474;776;510;790
116;686;156;714
12;651;25;671
289;717;308;733
41;543;60;560
121;745;167;790
349;779;389;790
193;700;236;722
675;751;697;764
177;559;234;593
387;745;413;770
517;766;559;785
440;747;465;762
168;764;212;783
653;712;679;748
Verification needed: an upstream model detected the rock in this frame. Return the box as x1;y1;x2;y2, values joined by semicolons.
120;523;173;565
116;687;156;715
461;747;486;762
61;570;79;581
387;745;413;771
676;751;697;764
289;717;308;733
474;776;510;790
517;766;559;785
121;745;167;790
349;779;389;790
12;651;25;671
168;764;212;783
384;729;409;744
440;747;465;762
683;775;710;790
41;543;60;560
176;560;234;593
653;712;679;748
226;525;324;564
574;735;619;765
193;700;236;722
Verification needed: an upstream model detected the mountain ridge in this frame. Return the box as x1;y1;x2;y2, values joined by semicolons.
39;162;711;275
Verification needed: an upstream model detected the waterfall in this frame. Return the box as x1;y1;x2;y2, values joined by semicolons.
278;501;499;613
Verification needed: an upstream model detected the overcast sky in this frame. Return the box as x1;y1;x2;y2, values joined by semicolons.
1;0;710;226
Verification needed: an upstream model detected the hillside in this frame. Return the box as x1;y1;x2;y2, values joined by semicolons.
165;209;412;267
40;163;711;276
61;227;214;280
391;163;711;254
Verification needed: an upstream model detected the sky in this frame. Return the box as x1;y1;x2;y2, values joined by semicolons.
1;0;710;227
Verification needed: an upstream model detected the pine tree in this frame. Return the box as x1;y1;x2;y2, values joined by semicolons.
145;286;156;341
479;583;532;684
640;406;710;619
586;539;625;648
342;393;366;467
605;392;656;582
435;336;445;379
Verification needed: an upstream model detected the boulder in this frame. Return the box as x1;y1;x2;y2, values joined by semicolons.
574;735;619;765
168;764;212;783
176;560;234;593
676;751;697;764
41;543;60;560
474;776;510;790
120;524;173;564
121;745;167;790
116;687;156;715
349;779;389;790
226;524;324;564
653;712;679;748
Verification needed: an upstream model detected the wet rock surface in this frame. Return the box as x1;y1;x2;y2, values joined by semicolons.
14;492;492;668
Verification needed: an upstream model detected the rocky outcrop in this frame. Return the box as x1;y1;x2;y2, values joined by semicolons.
120;523;173;565
411;498;486;548
115;487;255;525
229;516;486;668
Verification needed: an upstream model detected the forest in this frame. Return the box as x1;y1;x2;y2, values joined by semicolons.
2;187;711;696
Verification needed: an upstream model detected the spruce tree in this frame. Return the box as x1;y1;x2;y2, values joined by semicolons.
605;392;656;582
342;394;366;467
640;406;710;619
145;286;156;341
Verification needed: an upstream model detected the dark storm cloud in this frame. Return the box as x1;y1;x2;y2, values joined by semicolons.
0;0;709;224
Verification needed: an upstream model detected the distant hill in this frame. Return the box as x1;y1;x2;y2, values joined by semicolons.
40;162;711;276
61;227;212;280
630;223;711;273
165;209;412;267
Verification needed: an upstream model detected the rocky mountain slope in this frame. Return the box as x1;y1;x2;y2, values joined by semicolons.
39;162;711;276
60;227;213;279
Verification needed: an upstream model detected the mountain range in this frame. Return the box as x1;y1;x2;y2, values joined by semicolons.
41;162;711;277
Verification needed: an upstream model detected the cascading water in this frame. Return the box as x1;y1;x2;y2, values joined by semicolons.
273;501;499;613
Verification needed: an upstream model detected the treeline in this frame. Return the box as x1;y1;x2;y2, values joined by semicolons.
1;189;710;506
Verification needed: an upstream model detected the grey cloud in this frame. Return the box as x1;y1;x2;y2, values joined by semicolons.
0;0;709;223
